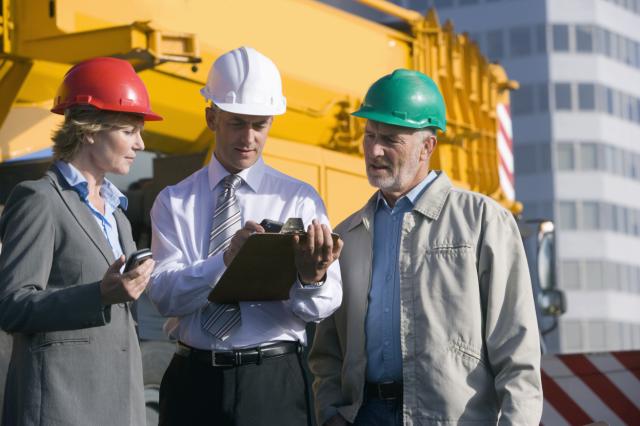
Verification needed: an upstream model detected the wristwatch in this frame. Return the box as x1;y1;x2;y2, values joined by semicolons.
299;273;326;287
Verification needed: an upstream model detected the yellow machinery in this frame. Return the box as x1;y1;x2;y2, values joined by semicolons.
0;0;521;223
0;3;568;418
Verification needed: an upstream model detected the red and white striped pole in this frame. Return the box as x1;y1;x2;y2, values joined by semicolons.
541;350;640;425
497;103;515;201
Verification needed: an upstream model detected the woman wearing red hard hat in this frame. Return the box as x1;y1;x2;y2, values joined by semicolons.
0;57;160;426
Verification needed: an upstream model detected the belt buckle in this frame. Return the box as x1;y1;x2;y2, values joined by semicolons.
378;381;396;400
211;351;234;367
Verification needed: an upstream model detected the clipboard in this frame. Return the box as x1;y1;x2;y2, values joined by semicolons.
207;218;339;303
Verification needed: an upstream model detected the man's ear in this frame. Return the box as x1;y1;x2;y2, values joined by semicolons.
421;133;437;161
205;106;217;131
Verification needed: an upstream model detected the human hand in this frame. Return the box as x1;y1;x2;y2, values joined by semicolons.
293;219;343;284
100;255;155;305
323;413;349;426
223;221;265;266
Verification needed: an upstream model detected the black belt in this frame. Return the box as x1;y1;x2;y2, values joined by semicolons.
365;381;403;400
176;341;300;367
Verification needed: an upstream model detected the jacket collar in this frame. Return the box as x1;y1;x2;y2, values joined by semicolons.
344;170;452;232
412;171;452;221
46;167;116;264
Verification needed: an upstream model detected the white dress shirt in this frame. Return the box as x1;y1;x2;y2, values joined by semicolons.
148;155;342;350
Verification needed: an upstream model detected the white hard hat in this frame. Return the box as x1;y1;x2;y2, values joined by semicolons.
200;46;286;116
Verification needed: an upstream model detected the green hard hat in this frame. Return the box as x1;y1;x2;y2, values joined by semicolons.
352;69;446;132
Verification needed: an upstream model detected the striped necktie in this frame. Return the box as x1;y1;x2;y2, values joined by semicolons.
200;174;243;341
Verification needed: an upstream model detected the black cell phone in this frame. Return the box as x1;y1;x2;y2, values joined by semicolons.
260;219;284;233
124;249;153;272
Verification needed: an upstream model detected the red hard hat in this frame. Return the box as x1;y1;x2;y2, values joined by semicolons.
51;57;162;121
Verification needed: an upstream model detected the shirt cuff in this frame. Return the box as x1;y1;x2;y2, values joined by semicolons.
201;252;227;289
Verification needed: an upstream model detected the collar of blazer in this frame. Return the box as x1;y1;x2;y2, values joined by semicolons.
46;167;126;265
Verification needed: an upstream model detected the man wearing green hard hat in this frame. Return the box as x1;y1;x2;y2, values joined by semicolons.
309;70;542;425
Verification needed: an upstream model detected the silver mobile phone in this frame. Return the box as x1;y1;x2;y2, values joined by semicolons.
124;249;153;272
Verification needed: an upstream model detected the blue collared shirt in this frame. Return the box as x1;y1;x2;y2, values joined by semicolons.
55;160;128;261
365;171;438;383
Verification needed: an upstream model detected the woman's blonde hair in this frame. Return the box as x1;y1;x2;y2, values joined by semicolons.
52;107;143;162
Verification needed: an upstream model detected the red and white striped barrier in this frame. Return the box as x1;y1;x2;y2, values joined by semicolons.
541;351;640;426
497;103;515;201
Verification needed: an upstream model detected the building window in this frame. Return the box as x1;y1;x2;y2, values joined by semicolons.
537;83;549;112
606;87;615;114
585;261;604;290
587;320;607;350
579;143;599;170
554;83;572;110
625;38;635;65
582;201;600;230
509;27;532;57
610;31;620;59
487;30;504;60
614;33;624;62
557;144;575;170
601;203;615;231
578;83;596;110
603;28;613;57
535;24;547;53
605;262;620;290
552;24;570;51
576;25;594;52
613;147;624;175
617;205;627;233
515;144;537;174
512;84;535;115
562;320;584;352
622;94;633;120
561;261;581;289
628;209;637;236
613;90;622;118
632;154;640;179
539;144;551;171
558;201;577;230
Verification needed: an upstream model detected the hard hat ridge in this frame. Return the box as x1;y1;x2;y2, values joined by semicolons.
352;69;446;131
201;46;286;116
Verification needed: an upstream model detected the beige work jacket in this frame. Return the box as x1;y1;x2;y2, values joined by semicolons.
309;171;542;426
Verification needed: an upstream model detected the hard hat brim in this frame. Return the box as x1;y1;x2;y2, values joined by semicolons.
352;109;445;132
51;103;163;121
212;100;286;117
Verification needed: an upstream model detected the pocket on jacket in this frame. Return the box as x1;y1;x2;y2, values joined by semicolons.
449;340;488;369
30;335;90;352
425;241;472;256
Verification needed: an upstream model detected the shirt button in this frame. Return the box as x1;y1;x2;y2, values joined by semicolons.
384;307;390;313
384;341;389;346
386;275;392;281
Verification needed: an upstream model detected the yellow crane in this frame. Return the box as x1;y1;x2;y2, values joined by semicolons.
1;0;520;223
2;2;571;422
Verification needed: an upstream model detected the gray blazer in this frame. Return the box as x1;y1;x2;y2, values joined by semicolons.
0;168;145;426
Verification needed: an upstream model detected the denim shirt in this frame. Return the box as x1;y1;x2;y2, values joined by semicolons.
365;171;437;383
54;160;127;261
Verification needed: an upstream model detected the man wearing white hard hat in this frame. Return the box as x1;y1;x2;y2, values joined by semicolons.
148;46;343;426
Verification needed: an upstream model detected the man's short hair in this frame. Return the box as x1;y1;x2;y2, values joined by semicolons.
52;107;143;162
